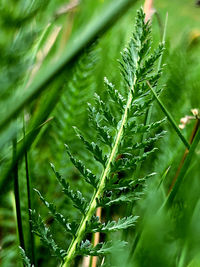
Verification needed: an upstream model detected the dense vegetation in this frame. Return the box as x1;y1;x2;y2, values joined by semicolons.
0;1;200;267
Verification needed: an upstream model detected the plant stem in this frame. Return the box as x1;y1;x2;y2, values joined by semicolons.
168;119;200;194
13;138;25;252
0;117;54;165
0;115;54;196
158;13;168;69
164;126;200;207
147;81;190;149
23;116;36;266
62;90;133;267
90;207;102;267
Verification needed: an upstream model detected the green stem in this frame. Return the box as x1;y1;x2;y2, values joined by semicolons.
147;81;190;149
23;116;36;266
13;138;25;253
62;90;133;266
0;82;60;196
158;13;168;70
164;127;200;207
154;11;164;41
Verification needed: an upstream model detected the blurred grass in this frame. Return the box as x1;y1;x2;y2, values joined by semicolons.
154;0;200;42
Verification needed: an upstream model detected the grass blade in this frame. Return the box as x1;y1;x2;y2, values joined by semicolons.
23;117;36;266
147;81;190;149
164;127;200;207
0;86;57;196
13;138;25;253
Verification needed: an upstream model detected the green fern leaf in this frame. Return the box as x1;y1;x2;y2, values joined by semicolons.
94;93;118;127
87;106;114;146
65;144;98;188
89;215;138;233
106;173;155;191
34;189;77;236
125;118;166;135
50;163;88;215
76;240;127;256
73;127;108;166
104;77;125;111
99;191;143;207
30;210;67;261
111;148;157;172
19;247;33;267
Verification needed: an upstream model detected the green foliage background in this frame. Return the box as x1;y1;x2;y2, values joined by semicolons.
0;0;200;266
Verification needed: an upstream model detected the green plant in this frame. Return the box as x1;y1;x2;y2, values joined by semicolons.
1;1;200;267
31;8;165;266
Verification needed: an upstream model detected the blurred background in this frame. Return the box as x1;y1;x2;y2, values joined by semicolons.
0;0;200;266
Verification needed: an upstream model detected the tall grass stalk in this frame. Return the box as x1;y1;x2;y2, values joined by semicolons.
13;138;25;253
168;118;200;193
165;127;200;207
147;81;190;149
23;116;36;266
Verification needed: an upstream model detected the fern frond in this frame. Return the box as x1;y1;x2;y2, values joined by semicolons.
94;93;118;127
19;247;33;267
104;77;126;111
106;172;155;191
136;44;164;82
88;215;138;233
50;164;88;215
98;191;144;207
34;189;77;236
124;118;166;135
65;144;98;188
73;127;108;167
88;116;113;146
34;8;165;266
30;210;67;261
110;148;157;172
129;131;166;150
76;240;127;256
50;43;99;155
